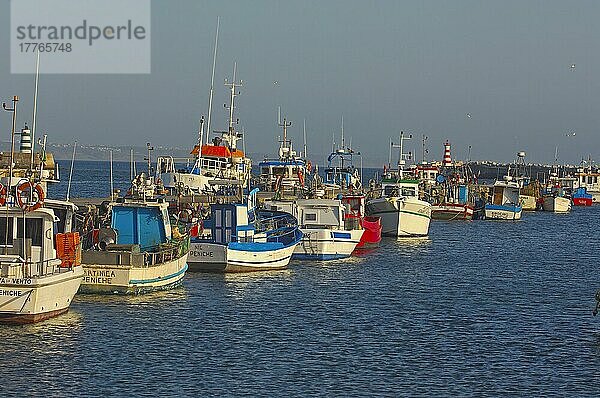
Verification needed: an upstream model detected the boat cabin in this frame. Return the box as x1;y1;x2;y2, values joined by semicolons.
258;159;307;190
490;180;520;206
264;199;346;230
0;207;61;278
110;200;172;250
381;177;420;199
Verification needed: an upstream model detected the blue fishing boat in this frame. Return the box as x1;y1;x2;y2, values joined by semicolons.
573;187;592;206
187;189;303;272
79;198;189;294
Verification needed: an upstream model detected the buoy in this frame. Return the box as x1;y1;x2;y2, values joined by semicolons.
16;182;45;211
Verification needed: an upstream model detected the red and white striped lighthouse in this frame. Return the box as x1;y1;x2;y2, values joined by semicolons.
442;141;452;167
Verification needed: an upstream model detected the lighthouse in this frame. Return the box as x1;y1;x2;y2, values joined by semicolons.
20;126;32;153
442;141;452;167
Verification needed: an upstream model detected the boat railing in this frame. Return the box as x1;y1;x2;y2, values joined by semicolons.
0;257;63;279
143;238;189;267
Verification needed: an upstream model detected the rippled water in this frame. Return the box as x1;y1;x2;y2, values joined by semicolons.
2;162;600;396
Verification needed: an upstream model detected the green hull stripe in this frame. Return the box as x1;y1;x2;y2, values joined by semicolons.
129;263;188;285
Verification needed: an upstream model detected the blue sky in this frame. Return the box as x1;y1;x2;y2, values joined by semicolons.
1;0;598;166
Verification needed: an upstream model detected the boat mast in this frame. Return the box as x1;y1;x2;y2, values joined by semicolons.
3;96;19;188
130;148;134;180
388;137;392;170
205;17;220;145
66;141;77;201
197;115;205;149
31;50;40;171
109;150;114;199
224;62;242;150
391;131;411;178
341;115;345;150
2;96;18;254
278;117;292;160
303;119;307;159
145;142;154;177
421;134;428;163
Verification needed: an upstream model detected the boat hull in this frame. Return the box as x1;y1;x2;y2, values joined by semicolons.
293;228;364;260
0;266;83;324
484;204;522;220
366;197;431;237
354;216;382;250
431;203;474;220
187;241;297;272
573;197;592;206
519;195;538;211
79;254;188;294
542;196;571;213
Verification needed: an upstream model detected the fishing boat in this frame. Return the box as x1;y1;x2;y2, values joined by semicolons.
78;197;189;294
542;191;571;213
541;175;572;213
323;118;363;192
0;99;82;323
322;133;381;249
572;187;592;206
429;141;475;221
264;198;364;260
366;132;432;237
187;189;302;272
510;152;540;211
0;180;84;323
157;63;251;193
341;194;382;250
574;158;600;203
430;182;474;220
484;176;522;220
257;118;311;197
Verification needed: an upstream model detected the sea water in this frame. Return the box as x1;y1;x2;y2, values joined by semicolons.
1;161;599;396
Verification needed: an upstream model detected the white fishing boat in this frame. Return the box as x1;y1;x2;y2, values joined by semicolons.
79;198;189;294
0;183;83;324
542;175;572;213
484;177;522;220
542;195;571;213
258;118;311;196
366;132;432;237
187;189;303;272
157;62;251;193
264;198;364;260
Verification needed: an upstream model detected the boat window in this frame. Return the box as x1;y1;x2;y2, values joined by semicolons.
53;208;67;233
17;218;43;247
402;187;416;197
261;167;269;175
0;217;14;246
305;213;317;222
384;186;398;196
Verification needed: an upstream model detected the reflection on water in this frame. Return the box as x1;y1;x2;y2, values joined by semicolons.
74;286;190;306
3;163;600;397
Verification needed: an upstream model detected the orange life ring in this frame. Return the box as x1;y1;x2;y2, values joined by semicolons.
0;183;6;206
16;182;45;212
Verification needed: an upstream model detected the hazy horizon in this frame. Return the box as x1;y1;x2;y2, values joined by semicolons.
1;0;599;167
